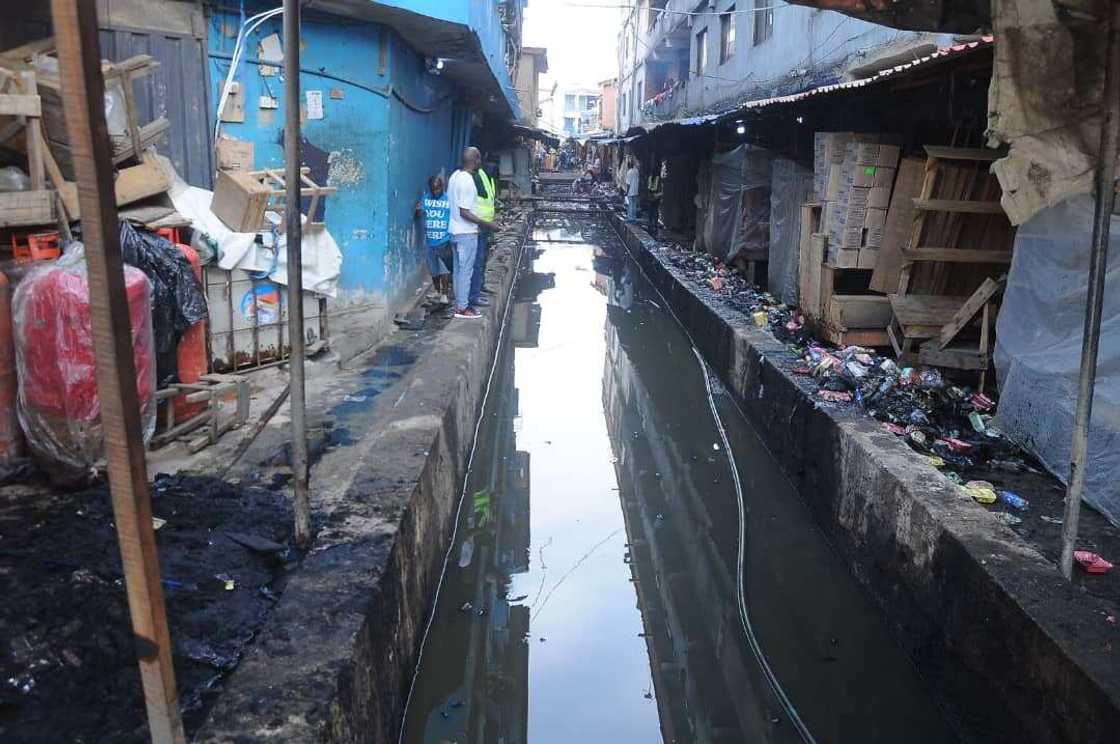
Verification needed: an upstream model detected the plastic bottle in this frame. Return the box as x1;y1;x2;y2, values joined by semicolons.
998;490;1029;510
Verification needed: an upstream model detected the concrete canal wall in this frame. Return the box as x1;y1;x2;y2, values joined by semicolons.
610;213;1120;744
195;220;527;743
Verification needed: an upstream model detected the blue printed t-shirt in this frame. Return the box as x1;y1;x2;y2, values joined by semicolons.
422;191;450;247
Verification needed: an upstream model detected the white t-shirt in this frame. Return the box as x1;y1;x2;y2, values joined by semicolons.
625;167;640;197
447;169;479;235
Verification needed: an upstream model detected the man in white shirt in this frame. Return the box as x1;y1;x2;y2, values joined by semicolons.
447;147;497;319
624;159;640;222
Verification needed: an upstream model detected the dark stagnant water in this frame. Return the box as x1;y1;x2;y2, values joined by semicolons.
400;212;957;744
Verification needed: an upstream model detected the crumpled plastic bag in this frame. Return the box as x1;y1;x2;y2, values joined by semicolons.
119;221;207;383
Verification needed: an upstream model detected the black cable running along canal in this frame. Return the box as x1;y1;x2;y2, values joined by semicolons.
400;208;958;744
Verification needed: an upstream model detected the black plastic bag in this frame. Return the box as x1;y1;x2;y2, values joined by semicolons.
119;222;207;383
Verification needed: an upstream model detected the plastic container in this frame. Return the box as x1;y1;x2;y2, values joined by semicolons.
173;243;208;422
12;246;156;470
0;270;22;465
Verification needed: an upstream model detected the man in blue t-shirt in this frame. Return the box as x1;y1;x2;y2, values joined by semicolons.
415;175;452;304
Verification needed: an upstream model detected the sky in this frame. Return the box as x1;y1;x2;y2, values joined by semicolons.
523;0;621;90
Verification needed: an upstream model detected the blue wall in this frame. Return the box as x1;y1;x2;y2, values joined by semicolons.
208;4;464;310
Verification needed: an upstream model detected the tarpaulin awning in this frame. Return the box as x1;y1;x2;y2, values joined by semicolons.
511;124;561;148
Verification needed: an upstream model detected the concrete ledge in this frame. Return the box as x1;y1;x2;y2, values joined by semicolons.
195;220;527;743
610;213;1120;744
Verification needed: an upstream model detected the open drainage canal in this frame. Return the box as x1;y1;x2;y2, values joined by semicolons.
401;212;957;743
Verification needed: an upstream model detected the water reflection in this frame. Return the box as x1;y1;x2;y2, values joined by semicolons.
402;219;957;744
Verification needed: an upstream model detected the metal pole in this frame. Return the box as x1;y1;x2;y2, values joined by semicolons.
51;1;186;741
1060;4;1120;579
284;0;311;547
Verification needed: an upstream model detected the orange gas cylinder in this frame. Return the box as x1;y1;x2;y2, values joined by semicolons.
0;270;22;464
173;243;208;422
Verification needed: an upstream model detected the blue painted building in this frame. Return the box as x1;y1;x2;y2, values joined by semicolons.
208;1;526;354
617;0;954;131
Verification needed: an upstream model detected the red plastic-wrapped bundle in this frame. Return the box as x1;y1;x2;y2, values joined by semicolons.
12;246;156;471
173;243;208;422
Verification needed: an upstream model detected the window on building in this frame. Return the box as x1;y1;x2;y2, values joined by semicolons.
720;6;737;64
753;0;773;46
695;28;708;78
565;94;576;111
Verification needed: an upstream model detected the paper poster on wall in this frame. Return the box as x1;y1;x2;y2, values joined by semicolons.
306;90;324;120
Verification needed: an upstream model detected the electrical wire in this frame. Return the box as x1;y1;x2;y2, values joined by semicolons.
396;220;529;744
608;217;817;744
570;2;794;14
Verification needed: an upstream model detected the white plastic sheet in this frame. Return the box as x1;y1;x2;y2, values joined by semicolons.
768;158;813;306
993;194;1120;526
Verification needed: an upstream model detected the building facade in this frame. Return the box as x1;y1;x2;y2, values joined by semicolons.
516;46;550;126
541;83;601;137
616;0;952;131
207;0;528;356
598;77;619;134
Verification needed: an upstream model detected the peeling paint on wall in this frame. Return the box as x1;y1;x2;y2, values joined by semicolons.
328;148;366;188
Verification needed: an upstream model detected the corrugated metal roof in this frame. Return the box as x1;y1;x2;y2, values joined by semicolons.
633;36;994;135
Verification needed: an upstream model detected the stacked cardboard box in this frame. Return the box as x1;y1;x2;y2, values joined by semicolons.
814;133;900;268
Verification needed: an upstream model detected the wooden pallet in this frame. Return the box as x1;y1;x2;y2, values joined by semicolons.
150;374;250;453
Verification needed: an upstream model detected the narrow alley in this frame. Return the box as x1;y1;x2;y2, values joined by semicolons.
399;206;956;743
3;2;1120;743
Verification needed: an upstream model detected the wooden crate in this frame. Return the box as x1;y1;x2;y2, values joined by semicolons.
0;190;53;227
211;167;336;233
211;169;272;232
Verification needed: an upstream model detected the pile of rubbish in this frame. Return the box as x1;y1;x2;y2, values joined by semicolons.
658;244;1041;493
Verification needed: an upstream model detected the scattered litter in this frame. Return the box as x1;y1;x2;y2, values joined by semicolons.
458;535;475;569
226;531;285;553
343;393;368;403
214;573;236;591
997;490;1029;511
1041;515;1063;525
993;512;1023;527
1073;551;1114;575
152;517;167;530
964;480;998;504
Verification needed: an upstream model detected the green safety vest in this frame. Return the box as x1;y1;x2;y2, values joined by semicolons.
476;168;496;221
648;174;662;197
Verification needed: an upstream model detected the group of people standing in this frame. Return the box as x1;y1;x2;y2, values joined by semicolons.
417;147;499;320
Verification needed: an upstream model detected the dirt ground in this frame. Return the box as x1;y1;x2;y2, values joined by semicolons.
0;473;293;742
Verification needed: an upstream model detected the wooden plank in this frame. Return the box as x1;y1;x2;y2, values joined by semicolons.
0;190;53;226
870;156;926;293
49;2;186;743
39;121;80;219
888;293;966;328
827;295;892;330
923;145;1006;162
0;93;41;116
797;203;822;314
912;198;1005;215
918;345;988;370
900;247;1013;263
937;276;1005;349
212;169;271;232
800;228;825;321
114;155;171;206
823;326;890;347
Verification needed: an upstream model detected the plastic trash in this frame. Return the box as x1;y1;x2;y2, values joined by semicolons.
119;222;208;384
1073;551;1113;575
965;480;998;504
998;490;1029;510
0;166;30;192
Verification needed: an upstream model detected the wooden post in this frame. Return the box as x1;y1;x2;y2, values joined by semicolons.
49;2;186;742
284;0;312;546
